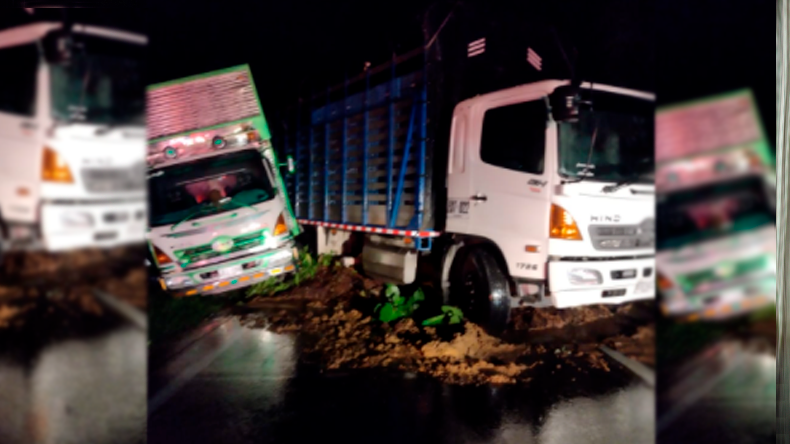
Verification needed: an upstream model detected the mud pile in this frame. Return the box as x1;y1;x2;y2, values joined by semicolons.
511;305;615;331
240;262;656;385
0;246;147;329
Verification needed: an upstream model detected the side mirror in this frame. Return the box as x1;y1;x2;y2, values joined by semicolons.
279;155;295;175
549;85;582;122
42;31;74;64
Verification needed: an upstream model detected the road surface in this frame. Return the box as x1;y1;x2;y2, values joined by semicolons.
148;315;655;444
657;323;775;444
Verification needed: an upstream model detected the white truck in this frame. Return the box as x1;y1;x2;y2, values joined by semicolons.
0;21;147;254
655;91;776;321
146;66;300;297
279;21;656;334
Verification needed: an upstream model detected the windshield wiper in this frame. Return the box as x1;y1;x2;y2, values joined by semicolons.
169;193;265;231
602;170;652;193
170;204;213;231
563;116;599;185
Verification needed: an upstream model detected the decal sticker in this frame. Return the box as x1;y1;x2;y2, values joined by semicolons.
528;178;547;192
516;263;538;271
447;200;457;214
459;201;470;214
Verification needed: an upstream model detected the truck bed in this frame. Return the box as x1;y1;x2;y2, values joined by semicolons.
280;52;438;233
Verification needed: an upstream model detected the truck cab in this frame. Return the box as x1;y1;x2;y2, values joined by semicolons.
655;91;776;320
0;22;147;253
146;66;299;296
444;81;655;313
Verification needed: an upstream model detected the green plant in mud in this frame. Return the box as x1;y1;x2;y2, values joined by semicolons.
373;284;464;326
246;247;334;297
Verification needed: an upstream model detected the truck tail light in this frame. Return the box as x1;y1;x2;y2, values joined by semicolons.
549;204;582;240
153;245;173;266
274;212;288;236
42;147;73;183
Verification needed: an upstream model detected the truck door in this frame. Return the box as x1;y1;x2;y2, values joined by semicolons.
466;97;552;280
0;43;43;225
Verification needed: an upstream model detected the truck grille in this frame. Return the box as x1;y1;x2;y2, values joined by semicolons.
589;219;655;251
175;230;267;265
678;255;768;295
82;163;145;193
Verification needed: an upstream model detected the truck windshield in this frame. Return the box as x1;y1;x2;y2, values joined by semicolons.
656;176;774;251
148;149;276;227
558;91;654;183
50;35;145;125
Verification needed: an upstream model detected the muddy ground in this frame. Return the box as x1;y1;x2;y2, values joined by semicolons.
239;263;655;385
0;246;146;331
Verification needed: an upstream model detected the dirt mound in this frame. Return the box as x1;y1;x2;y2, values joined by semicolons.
238;260;655;385
512;305;615;331
603;325;656;366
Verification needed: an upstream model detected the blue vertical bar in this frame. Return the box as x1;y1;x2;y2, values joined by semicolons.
386;53;396;227
416;52;428;230
390;100;418;228
362;68;370;225
323;85;330;222
341;74;349;223
307;89;315;220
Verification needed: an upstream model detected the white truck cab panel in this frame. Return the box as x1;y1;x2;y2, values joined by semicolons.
0;22;147;251
446;80;656;308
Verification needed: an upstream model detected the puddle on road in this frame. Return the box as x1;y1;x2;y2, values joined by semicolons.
0;322;146;444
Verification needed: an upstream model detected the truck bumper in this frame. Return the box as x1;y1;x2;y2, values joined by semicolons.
161;243;296;297
661;277;775;321
547;256;655;308
40;200;147;251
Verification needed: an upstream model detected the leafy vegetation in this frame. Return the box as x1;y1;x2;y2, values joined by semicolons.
246;247;334;297
373;283;464;326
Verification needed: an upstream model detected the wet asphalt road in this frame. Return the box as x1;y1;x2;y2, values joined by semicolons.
0;306;146;444
148;316;655;444
657;336;776;444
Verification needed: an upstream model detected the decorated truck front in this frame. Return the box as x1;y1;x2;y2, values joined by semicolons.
655;90;776;320
146;65;299;296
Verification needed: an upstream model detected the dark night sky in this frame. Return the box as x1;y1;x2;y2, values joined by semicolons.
656;0;775;146
1;1;774;146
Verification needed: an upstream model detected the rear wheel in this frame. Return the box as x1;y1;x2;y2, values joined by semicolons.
449;247;511;336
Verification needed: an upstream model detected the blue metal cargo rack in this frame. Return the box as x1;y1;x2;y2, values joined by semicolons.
280;50;436;250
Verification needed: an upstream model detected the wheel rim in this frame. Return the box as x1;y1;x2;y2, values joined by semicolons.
458;255;491;325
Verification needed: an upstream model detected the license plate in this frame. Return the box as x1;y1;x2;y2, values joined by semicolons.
635;280;654;294
94;231;117;241
218;265;241;279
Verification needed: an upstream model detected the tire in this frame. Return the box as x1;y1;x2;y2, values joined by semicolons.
449;247;512;336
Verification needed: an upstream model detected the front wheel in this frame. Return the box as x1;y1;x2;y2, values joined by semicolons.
448;247;512;336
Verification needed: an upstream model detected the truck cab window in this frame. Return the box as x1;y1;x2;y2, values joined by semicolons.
0;43;39;116
480;100;546;174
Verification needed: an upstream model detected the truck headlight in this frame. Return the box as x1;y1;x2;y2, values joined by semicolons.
568;268;603;285
165;275;193;289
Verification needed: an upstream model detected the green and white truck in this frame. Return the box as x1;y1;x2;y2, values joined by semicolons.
145;65;300;296
656;90;776;320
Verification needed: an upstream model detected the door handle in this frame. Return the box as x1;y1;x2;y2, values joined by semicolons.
20;122;37;130
470;194;487;202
